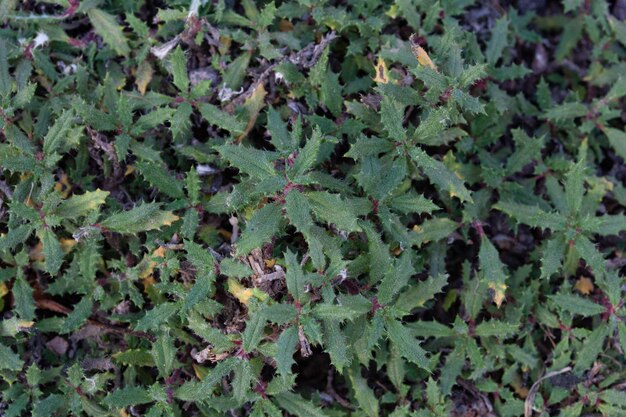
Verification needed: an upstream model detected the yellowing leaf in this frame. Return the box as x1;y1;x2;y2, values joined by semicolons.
411;42;437;71
0;282;8;298
60;238;76;253
488;281;507;308
57;189;109;219
228;278;255;305
236;84;267;142
575;276;594;295
373;56;389;84
135;61;153;95
54;173;72;198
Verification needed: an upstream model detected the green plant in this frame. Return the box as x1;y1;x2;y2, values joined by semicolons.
0;1;625;416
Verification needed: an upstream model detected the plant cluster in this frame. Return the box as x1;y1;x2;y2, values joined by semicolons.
1;0;626;416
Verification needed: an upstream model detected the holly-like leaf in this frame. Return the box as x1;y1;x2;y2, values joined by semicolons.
100;203;179;234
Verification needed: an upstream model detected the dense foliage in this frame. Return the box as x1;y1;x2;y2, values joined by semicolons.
1;0;626;416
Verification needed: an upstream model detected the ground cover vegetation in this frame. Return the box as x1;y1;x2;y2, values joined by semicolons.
1;0;626;416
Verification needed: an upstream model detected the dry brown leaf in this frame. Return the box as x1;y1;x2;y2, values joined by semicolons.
574;276;594;295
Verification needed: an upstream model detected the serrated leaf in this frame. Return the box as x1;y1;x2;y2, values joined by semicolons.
323;319;351;372
182;272;214;314
410;148;472;203
60;295;93;334
540;237;566;279
100;203;179;234
215;144;277;180
314;304;362;321
113;349;155;366
274;392;330;417
170;46;189;93
285;190;313;233
152;332;176;378
236;203;282;255
87;9;130;56
40;228;64;275
232;359;254;402
388;192;439;215
242;306;266;353
0;342;23;371
479;235;508;308
385;317;430;371
103;386;152;408
56;189;109;219
348;366;379;417
291;127;323;177
284;249;306;303
12;275;35;321
494;200;566;231
549;294;605;317
136;161;185;199
603;127;626;161
135;302;179;331
276;326;298;376
474;320;518;338
486;16;509;64
380;95;407;141
43;109;74;158
198;103;245;134
395;273;448;313
378;252;415;305
574;325;608;373
184;239;216;274
306;191;361;232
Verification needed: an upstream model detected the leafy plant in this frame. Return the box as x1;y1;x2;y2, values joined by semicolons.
0;0;625;416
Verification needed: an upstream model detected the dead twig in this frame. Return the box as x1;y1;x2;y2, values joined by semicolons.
525;366;572;417
230;31;337;107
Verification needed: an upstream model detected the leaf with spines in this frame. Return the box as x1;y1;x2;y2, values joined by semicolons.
135;161;185;200
574;326;609;373
474;320;519;338
198;103;245;134
274;392;330;417
494;200;566;231
275;326;298;376
242;306;266;353
151;332;176;378
40;228;64;275
60;296;93;334
284;249;306;303
0;342;24;371
236;203;283;255
380;95;407;142
232;359;254;402
410;148;472;203
322;319;351;373
43;109;75;158
291;127;323;178
478;235;508;308
215;144;277;180
486;16;509;64
87;9;130;56
100;203;179;234
56;189;109;219
540;236;566;279
549;293;606;317
12;275;35;321
603;128;626;161
348;365;379;417
103;386;152;408
305;191;361;232
385;317;430;371
170;46;189;93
